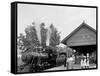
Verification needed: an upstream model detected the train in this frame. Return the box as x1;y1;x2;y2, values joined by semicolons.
19;46;62;72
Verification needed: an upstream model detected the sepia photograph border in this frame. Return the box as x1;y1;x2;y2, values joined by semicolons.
11;1;98;74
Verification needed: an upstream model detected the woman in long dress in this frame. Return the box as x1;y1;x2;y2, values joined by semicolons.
81;54;84;69
84;56;87;68
86;53;89;68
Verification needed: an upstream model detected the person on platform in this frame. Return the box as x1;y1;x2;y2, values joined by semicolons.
81;54;84;69
86;53;90;68
84;56;87;68
81;54;86;69
66;55;74;69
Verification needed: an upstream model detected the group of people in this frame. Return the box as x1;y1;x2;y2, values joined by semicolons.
81;53;90;69
64;55;75;69
64;53;90;69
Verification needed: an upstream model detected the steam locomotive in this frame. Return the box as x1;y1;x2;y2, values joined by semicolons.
20;46;58;72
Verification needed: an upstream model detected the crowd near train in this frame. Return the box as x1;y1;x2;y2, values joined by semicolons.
17;45;96;72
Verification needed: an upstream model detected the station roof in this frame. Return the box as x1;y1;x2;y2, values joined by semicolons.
61;21;96;46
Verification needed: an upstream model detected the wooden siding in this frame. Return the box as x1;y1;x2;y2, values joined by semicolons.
66;26;96;46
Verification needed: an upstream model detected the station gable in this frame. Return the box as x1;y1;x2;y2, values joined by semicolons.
61;22;96;47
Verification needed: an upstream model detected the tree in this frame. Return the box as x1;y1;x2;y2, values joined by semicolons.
49;24;60;47
17;22;61;52
40;22;47;48
25;25;40;48
17;33;27;52
18;22;61;52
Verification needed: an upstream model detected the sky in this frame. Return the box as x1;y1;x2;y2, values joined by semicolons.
18;3;96;43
